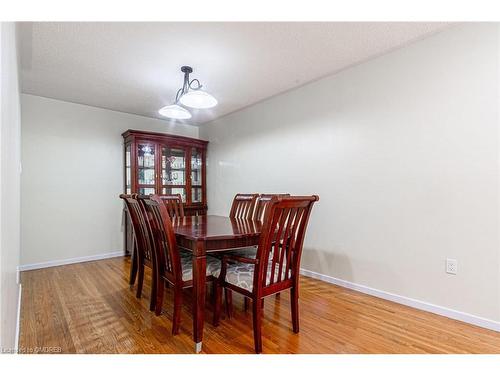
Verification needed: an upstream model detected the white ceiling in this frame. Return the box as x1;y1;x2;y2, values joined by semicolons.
19;22;451;125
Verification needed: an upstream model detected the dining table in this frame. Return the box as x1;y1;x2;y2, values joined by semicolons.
172;214;263;353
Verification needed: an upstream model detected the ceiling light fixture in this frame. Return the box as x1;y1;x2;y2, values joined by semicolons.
158;66;217;119
158;104;192;119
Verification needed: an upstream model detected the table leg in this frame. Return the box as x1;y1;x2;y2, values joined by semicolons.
192;241;207;353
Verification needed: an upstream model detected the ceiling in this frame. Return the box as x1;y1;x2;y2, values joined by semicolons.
19;22;451;125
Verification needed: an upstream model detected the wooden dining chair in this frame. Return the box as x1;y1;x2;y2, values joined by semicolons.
229;193;259;219
157;194;185;218
228;193;291;311
213;195;319;353
120;194;156;311
138;194;220;335
228;193;290;310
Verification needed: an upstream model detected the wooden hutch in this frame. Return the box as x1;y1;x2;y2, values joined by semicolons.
122;129;208;254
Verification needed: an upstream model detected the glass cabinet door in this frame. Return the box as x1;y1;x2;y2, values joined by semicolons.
125;143;131;194
191;147;203;203
161;146;186;202
137;142;156;195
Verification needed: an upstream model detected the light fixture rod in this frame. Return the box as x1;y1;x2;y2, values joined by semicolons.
175;66;204;103
181;66;191;96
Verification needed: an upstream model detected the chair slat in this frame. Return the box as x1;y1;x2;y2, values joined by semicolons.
269;207;289;285
277;207;297;283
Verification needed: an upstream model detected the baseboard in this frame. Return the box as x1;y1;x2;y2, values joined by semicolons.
15;283;22;353
300;268;500;333
18;251;124;271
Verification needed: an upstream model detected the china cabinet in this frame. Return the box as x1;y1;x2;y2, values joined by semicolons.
122;129;208;254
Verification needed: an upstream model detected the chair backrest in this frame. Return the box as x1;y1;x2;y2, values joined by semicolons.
253;194;290;222
157;194;185;218
120;194;153;263
138;194;182;283
229;193;259;219
254;195;319;295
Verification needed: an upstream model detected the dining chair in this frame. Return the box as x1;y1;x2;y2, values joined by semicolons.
120;194;156;311
229;193;291;311
138;194;221;335
229;193;259;219
157;194;185;218
213;195;319;353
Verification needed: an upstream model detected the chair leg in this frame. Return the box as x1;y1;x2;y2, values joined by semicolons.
155;278;165;316
172;286;183;335
291;287;299;333
136;262;144;299
244;297;262;310
244;297;249;312
225;289;233;319
149;270;157;312
252;298;263;354
261;299;264;309
213;281;222;326
129;248;138;287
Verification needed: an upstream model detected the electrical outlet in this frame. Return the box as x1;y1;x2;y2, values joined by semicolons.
446;258;458;275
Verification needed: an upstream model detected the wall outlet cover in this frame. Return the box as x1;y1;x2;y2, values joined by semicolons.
446;258;458;275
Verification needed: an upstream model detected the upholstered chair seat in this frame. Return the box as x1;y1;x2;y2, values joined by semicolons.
212;258;289;292
180;254;221;282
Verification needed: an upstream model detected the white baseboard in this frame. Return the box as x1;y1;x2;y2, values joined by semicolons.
300;268;500;333
18;251;124;272
15;283;22;353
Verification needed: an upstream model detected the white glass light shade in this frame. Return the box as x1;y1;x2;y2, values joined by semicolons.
179;90;218;109
158;104;192;119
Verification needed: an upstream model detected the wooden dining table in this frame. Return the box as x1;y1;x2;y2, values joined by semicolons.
172;215;263;353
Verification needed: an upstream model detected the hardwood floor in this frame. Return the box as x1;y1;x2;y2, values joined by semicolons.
19;257;500;354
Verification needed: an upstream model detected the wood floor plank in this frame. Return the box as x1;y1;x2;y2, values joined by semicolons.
19;257;500;354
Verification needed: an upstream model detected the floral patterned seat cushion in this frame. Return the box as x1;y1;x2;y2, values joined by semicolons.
212;259;290;292
180;253;221;282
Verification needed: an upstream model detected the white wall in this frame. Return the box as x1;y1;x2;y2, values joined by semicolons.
0;23;22;350
21;94;198;266
200;24;500;322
